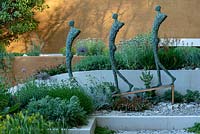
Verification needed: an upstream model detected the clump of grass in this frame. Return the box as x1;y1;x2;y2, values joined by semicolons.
95;127;115;134
187;123;200;133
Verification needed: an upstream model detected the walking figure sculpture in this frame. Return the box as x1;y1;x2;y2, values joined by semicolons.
66;20;80;79
152;5;176;86
109;13;133;92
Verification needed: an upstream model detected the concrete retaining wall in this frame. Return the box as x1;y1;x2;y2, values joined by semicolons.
0;56;84;84
51;70;200;94
95;116;200;130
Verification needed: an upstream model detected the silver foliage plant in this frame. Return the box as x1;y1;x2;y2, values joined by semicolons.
83;75;117;110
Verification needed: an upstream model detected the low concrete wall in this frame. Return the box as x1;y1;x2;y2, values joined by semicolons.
51;70;200;94
50;117;96;134
0;56;83;83
95;116;200;130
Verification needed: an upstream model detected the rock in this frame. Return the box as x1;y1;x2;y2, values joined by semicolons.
95;102;200;116
35;72;50;80
167;105;173;110
8;84;24;94
186;104;195;109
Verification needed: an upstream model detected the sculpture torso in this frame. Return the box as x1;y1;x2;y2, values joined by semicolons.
66;27;80;50
152;12;167;52
109;20;124;54
66;22;80;79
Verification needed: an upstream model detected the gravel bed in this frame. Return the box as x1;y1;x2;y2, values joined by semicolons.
116;130;194;134
94;102;200;116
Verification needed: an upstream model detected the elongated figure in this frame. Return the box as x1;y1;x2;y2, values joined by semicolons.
66;20;80;79
109;13;133;92
151;5;176;86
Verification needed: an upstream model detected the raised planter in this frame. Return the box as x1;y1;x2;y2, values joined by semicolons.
50;117;96;134
0;56;84;83
95;116;200;130
51;70;200;94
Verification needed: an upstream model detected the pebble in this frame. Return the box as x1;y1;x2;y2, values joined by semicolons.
94;102;200;116
94;102;199;134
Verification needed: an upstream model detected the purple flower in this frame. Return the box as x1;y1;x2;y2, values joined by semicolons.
21;67;26;73
77;46;88;56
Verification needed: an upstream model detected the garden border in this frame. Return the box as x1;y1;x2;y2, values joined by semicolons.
50;117;96;134
95;116;200;130
51;70;200;94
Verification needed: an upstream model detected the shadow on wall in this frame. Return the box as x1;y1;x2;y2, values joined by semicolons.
7;0;200;53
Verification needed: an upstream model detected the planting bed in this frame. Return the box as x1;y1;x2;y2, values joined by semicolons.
51;70;200;94
6;70;200;134
94;102;200;116
92;102;200;134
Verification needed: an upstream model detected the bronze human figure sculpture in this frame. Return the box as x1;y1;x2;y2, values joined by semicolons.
152;5;176;86
66;20;80;79
109;13;133;92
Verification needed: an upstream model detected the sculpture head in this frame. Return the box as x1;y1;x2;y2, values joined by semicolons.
155;5;161;12
69;20;74;27
112;13;118;20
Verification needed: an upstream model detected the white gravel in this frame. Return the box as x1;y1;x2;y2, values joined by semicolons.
94;102;199;134
94;102;200;116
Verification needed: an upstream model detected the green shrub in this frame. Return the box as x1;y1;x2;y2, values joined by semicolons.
0;0;47;46
136;45;155;69
76;38;106;56
26;43;41;56
95;127;115;134
73;33;200;71
118;33;154;69
0;112;53;134
184;90;200;103
0;52;14;71
39;64;66;76
11;52;24;56
187;122;200;133
113;97;152;111
85;78;118;110
59;46;76;56
0;89;20;116
47;85;94;114
163;90;184;103
27;96;87;128
119;33;152;46
176;47;200;68
140;70;155;97
163;89;200;103
0;76;8;91
118;37;185;70
0;43;6;53
14;81;49;108
14;81;93;114
0;90;10;112
158;47;184;70
74;55;111;71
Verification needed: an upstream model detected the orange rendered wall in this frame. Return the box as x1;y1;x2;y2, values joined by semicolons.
1;56;83;83
7;0;200;53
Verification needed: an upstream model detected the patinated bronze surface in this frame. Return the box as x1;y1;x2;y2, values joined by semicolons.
66;20;80;79
109;13;133;92
152;5;176;86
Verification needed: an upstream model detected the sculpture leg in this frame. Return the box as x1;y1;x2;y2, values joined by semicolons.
112;59;133;92
67;53;73;79
115;69;133;92
157;59;176;85
112;68;119;93
154;54;162;87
